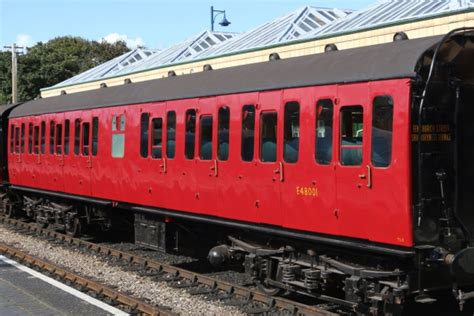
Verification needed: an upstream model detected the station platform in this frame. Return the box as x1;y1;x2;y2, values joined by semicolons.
0;255;127;316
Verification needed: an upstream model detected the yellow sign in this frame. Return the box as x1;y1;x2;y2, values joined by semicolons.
296;186;319;197
411;124;451;142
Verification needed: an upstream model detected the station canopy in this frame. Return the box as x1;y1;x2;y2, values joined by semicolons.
50;0;474;89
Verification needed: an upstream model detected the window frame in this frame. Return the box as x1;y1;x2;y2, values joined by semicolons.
371;95;394;168
241;105;255;162
151;117;163;159
315;99;334;165
185;109;196;160
339;105;364;167
283;101;300;163
259;111;278;163
218;106;230;161
166;111;176;159
199;115;213;161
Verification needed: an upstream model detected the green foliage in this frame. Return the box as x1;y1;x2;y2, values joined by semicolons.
0;36;130;104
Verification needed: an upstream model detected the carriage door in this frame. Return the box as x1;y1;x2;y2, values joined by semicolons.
255;91;282;226
195;97;218;216
63;112;92;196
335;84;370;239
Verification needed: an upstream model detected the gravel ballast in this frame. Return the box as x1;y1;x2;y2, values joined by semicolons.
0;225;243;315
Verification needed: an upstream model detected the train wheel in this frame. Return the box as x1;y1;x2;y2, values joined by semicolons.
4;199;16;218
66;217;82;237
256;280;282;296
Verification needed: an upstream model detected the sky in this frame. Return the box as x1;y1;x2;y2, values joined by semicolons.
0;0;376;50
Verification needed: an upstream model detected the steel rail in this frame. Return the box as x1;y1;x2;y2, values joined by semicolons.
0;241;170;316
0;215;336;315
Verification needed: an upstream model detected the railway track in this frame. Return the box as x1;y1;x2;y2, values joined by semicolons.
0;215;337;315
0;241;170;316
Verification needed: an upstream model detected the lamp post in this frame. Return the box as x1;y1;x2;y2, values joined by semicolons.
210;6;231;32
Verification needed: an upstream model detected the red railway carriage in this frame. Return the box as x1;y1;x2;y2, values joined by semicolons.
3;30;474;313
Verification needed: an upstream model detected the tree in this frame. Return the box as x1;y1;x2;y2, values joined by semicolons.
0;36;130;103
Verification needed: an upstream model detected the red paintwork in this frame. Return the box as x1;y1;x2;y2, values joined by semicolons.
7;79;413;247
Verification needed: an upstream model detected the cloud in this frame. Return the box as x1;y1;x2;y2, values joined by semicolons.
100;33;145;48
16;34;35;47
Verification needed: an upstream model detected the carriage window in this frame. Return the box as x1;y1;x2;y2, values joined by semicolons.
41;121;46;154
112;115;117;132
55;124;62;155
372;96;393;167
200;115;213;160
218;107;230;161
74;119;80;155
316;99;334;165
92;117;99;156
151;118;163;159
140;113;149;158
10;125;14;153
185;109;196;159
14;127;20;153
284;102;299;163
33;126;40;154
120;114;126;131
241;105;255;161
260;112;277;162
82;122;90;156
28;123;33;154
340;106;363;166
166;111;176;159
49;121;55;154
64;120;70;155
21;123;25;153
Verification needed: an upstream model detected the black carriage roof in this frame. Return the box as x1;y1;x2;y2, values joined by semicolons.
10;35;444;118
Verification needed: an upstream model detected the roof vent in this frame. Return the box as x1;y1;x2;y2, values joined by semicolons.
269;53;281;61
393;32;409;42
168;70;176;77
124;78;132;84
324;44;338;52
100;83;108;88
60;90;67;95
203;64;213;71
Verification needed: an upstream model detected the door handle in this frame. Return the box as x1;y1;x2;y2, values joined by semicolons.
209;160;218;177
366;165;372;188
358;165;372;188
273;162;284;182
160;158;167;174
87;157;92;168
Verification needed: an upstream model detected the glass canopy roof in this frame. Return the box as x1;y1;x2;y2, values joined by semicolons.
52;0;474;89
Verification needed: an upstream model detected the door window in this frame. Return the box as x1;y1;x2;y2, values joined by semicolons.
340;106;363;166
140;113;149;158
284;102;299;163
218;107;230;161
55;124;62;154
315;99;334;165
166;111;176;159
260;112;277;163
185;109;196;159
371;96;393;167
82;122;90;156
200;115;213;160
241;105;255;162
92;117;99;156
151;118;163;159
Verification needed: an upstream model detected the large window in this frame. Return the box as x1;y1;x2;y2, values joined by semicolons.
371;96;393;167
185;109;196;159
340;106;363;166
200;115;213;160
284;102;299;163
218;107;230;161
241;105;255;162
315;99;334;165
260;112;277;163
166;111;176;159
140;113;150;158
151;118;163;159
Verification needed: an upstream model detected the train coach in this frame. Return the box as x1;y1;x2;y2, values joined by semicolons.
1;29;474;314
